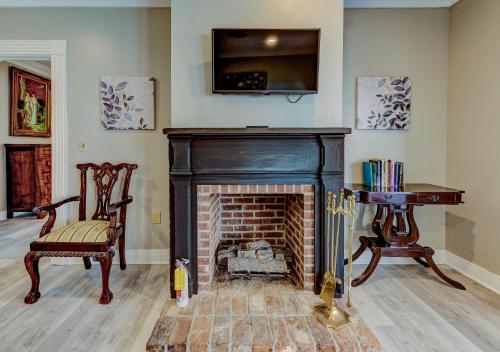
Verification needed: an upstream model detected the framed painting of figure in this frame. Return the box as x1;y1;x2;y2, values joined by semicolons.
9;66;51;137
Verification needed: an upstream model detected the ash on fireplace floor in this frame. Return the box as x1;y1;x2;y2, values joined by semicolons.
214;241;299;288
214;257;298;289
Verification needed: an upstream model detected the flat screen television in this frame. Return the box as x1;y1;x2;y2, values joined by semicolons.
212;29;320;95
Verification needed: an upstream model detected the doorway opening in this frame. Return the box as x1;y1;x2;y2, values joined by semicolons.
0;40;68;224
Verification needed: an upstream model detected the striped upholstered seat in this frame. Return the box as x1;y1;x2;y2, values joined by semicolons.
36;220;111;243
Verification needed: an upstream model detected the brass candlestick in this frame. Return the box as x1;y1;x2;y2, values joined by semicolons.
312;189;356;329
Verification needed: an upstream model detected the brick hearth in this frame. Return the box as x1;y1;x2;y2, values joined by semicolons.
147;281;381;352
197;185;315;291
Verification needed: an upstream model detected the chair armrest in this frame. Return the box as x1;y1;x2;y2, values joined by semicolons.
34;196;81;214
35;196;80;237
107;197;133;241
109;196;133;214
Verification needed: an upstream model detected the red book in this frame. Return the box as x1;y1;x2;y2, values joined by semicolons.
386;160;392;188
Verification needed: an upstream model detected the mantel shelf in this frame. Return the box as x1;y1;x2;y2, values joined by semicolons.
163;127;352;136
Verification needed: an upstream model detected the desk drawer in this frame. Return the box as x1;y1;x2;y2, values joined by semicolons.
417;193;457;204
369;193;408;204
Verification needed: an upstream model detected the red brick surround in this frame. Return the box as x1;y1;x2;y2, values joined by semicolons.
219;194;286;247
197;185;315;291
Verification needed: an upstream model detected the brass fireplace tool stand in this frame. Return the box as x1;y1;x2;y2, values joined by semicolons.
312;189;356;329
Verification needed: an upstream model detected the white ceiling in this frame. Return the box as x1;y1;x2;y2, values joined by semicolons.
0;60;51;77
0;0;460;8
0;0;171;7
35;60;51;68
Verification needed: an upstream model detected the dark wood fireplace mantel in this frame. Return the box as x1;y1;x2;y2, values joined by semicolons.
165;127;351;297
164;127;352;136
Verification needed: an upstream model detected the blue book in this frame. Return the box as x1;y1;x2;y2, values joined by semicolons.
363;162;373;187
394;163;400;188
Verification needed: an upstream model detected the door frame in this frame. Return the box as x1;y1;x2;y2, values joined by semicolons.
0;40;68;224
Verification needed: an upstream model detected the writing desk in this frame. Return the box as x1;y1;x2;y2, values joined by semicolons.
345;183;465;290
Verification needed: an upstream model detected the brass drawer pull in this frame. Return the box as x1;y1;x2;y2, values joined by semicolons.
430;195;440;202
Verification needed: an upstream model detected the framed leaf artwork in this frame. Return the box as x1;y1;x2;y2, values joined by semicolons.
9;66;51;137
356;76;412;130
100;77;155;130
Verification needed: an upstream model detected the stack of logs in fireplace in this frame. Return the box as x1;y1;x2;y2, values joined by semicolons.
217;240;292;279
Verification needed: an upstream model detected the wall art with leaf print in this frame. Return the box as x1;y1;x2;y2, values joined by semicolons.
100;77;155;130
356;76;412;130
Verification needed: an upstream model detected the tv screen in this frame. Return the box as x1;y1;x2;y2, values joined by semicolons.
212;29;320;95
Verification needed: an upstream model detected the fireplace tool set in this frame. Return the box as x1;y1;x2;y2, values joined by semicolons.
312;189;356;329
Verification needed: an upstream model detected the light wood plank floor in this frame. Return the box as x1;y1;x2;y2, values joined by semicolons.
0;218;170;352
352;264;500;352
1;219;499;351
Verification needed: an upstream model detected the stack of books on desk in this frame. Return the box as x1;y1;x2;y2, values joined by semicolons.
362;159;404;188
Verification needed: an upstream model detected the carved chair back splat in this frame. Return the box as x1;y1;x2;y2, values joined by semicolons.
77;163;137;226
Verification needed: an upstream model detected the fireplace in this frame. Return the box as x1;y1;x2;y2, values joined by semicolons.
197;184;315;291
165;128;351;297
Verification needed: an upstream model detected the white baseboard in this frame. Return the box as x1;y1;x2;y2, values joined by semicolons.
50;249;169;265
354;249;446;265
445;251;500;294
126;249;169;264
0;211;6;221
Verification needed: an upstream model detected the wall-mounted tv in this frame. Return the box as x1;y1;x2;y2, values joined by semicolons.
212;29;320;95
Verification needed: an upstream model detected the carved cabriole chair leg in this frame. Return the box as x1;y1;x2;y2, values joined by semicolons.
24;252;41;304
83;257;92;269
98;252;114;304
118;234;126;270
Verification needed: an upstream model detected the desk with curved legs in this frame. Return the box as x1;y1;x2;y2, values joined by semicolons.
345;183;465;290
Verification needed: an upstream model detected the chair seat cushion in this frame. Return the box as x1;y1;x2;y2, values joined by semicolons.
36;220;111;243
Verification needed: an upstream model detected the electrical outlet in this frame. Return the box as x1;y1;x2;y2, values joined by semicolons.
78;142;86;152
151;211;161;224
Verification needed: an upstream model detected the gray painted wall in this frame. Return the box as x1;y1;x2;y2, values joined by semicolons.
344;8;450;249
0;7;456;261
0;8;171;251
447;0;500;275
171;0;344;128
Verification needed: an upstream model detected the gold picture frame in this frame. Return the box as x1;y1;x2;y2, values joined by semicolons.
9;66;51;138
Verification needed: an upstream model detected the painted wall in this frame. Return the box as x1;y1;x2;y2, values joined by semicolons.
171;0;344;128
0;61;51;215
0;9;171;251
447;0;500;275
343;9;450;249
0;5;456;262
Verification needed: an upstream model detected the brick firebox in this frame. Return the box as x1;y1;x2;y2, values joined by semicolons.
197;184;315;291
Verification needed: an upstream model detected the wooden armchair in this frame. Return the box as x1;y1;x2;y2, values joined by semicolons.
24;162;138;304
